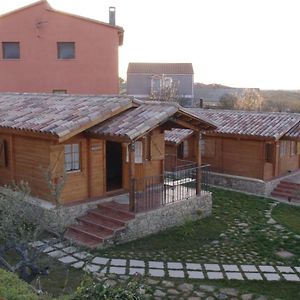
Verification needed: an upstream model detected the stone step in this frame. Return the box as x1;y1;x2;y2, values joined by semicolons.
96;203;135;222
279;181;300;189
271;190;300;201
88;209;127;227
64;229;100;249
67;223;111;241
78;216;115;235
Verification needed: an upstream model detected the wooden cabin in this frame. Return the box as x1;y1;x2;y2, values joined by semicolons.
187;109;300;181
0;94;215;211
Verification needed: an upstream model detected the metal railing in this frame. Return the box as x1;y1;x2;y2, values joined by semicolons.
165;154;197;172
133;164;210;213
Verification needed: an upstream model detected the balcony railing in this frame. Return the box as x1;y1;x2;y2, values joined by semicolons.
132;164;210;213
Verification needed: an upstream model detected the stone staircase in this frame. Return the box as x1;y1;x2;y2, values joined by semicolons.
64;201;135;248
271;180;300;203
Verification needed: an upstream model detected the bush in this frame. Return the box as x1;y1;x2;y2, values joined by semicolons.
0;268;39;300
72;276;144;300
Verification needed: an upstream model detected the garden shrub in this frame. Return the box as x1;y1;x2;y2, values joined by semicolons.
0;268;39;300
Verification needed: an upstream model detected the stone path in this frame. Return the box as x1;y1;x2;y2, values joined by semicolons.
31;240;300;283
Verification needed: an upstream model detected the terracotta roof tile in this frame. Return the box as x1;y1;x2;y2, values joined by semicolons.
188;109;300;139
165;128;194;145
0;93;133;138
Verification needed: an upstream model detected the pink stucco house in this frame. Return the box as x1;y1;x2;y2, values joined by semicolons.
0;0;123;94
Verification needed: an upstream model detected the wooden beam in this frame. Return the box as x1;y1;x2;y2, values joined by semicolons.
169;118;199;132
128;142;136;212
0;128;57;141
85;132;131;143
194;132;201;195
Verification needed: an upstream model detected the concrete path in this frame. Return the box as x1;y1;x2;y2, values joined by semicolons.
31;240;300;282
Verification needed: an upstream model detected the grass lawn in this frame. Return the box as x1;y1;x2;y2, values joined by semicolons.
96;188;300;266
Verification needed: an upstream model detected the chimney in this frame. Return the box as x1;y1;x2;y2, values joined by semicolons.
109;7;116;25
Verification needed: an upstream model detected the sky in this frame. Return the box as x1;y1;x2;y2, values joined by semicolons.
1;0;300;90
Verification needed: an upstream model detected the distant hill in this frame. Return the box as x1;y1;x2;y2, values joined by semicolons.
193;83;251;104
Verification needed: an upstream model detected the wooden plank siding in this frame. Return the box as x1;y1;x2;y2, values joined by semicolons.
0;134;13;185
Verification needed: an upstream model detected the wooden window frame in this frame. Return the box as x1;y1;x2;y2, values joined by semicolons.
64;143;81;172
125;141;143;164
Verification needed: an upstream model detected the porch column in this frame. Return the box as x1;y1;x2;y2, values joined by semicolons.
128;142;136;212
274;141;280;177
194;132;201;195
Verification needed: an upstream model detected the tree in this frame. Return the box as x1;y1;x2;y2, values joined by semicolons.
235;88;263;111
219;93;238;109
150;74;180;103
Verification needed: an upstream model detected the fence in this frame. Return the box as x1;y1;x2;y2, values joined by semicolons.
164;154;197;172
133;164;210;212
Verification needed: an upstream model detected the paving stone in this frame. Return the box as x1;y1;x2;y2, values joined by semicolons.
276;266;294;273
110;259;127;266
178;283;194;292
204;263;221;271
73;251;91;260
275;250;295;259
58;255;78;264
130;259;145;267
52;242;66;249
109;266;126;275
226;272;244;280
199;284;216;292
258;265;276;273
84;264;100;273
207;271;224;279
295;267;300;272
42;246;55;253
71;261;85;269
154;290;166;297
263;273;281;281
149;268;165;277
47;250;66;258
30;241;44;248
282;273;300;281
167;289;180;295
241;294;253;300
187;270;205;279
186;263;202;270
222;264;239;272
168;270;185;278
62;246;77;254
241;265;258;272
92;257;109;265
244;272;263;280
161;280;174;288
129;267;145;275
149;261;164;269
255;296;267;300
168;262;183;269
220;288;238;297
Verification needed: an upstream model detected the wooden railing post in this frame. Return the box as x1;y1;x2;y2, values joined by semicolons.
129;142;136;212
194;132;201;195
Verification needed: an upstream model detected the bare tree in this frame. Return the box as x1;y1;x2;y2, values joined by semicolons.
219;93;238;109
150;74;180;103
235;89;263;111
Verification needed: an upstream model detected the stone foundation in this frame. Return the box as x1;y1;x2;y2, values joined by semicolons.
105;192;212;246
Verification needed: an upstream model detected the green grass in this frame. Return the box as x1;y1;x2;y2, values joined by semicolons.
272;203;300;234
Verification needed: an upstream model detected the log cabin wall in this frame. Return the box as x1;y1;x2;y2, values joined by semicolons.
123;128;164;190
278;140;299;175
202;135;266;179
0;133;13;186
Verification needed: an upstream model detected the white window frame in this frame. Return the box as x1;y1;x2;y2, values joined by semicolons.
126;141;143;163
64;143;80;172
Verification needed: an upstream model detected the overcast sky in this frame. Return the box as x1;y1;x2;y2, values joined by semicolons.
1;0;300;90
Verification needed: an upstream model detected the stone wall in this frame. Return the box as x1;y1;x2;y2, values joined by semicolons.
105;192;212;246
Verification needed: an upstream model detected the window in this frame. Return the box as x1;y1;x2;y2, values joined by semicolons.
64;144;80;172
0;139;7;167
265;143;273;163
183;140;189;158
200;139;205;155
126;141;143;163
2;42;20;59
57;42;75;59
290;141;297;156
280;140;288;157
53;89;67;94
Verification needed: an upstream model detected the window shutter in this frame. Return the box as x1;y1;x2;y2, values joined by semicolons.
0;139;7;167
151;133;164;160
50;144;64;176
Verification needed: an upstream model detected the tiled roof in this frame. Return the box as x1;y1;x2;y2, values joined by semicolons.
127;63;194;74
284;123;300;139
188;109;300;140
88;102;179;141
0;93;132;139
165;128;194;145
